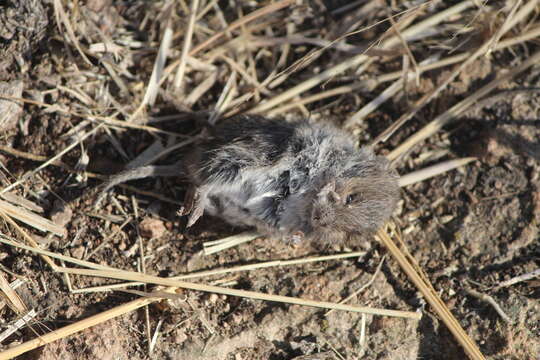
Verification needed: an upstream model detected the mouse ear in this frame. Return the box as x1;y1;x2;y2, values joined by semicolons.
356;146;376;160
342;150;396;178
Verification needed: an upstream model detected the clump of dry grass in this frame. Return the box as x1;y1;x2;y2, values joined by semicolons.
1;0;540;359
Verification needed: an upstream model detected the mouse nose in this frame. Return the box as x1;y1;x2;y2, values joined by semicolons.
312;208;322;223
327;190;340;204
312;208;331;227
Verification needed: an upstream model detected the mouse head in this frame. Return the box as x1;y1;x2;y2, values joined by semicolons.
310;155;399;237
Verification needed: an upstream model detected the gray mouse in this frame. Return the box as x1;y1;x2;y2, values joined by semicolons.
102;115;400;243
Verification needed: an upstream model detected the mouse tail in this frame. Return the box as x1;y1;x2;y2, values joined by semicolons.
102;164;181;193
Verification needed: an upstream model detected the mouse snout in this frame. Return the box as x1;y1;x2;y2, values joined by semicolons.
312;207;332;227
311;207;321;223
327;190;340;204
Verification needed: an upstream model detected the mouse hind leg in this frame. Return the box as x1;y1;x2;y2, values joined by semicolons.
180;184;209;228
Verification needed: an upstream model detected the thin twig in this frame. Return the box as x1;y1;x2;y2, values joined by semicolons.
493;269;540;290
464;288;512;323
325;255;386;316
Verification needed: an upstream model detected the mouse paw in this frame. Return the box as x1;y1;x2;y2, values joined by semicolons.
283;231;305;244
178;185;207;228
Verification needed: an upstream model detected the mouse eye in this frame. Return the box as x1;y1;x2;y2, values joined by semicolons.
346;193;361;205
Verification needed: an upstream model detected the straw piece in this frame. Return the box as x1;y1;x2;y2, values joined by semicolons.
0;309;37;345
0;297;157;359
388;50;540;161
0;192;44;213
0;238;115;271
125;141;165;170
174;251;366;280
188;0;295;56
57;267;422;320
0;238;419;321
203;231;260;255
0;213;57;270
53;0;92;66
251;0;475;114
0;279;26;312
345;55;439;128
376;0;539;146
0;200;64;236
398;158;477;187
173;0;200;89
0;94;189;138
486;0;522;55
267;26;540;117
140;14;174;108
0;272;27;314
72;251;367;293
377;228;485;360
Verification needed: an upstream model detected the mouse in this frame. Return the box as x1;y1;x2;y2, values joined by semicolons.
100;115;400;243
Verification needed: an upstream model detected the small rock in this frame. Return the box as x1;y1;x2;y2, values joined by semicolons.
208;293;219;304
71;246;85;259
172;329;187;344
0;80;23;132
50;201;73;228
86;0;111;12
139;217;166;238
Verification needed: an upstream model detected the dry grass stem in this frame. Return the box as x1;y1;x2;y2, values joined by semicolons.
0;213;57;270
0;309;37;345
0;279;26;312
377;228;485;360
53;0;91;66
188;0;295;56
486;0;523;55
0;94;187;137
57;267;422;320
0;145;183;205
203;231;260;255
0;200;64;236
209;71;236;124
149;318;164;355
2;187;48;213
174;251;367;280
0;296;159;359
345;78;406;128
269;24;540;118
0;237;114;271
388;50;540;162
126;141;165;169
173;0;200;90
359;313;367;353
0;272;27;314
345;55;438;128
139;14;174;110
376;0;538;147
251;0;475;114
69;282;145;294
72;251;367;293
398;158;477;187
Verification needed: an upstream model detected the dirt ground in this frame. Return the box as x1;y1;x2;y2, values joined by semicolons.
0;1;539;359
